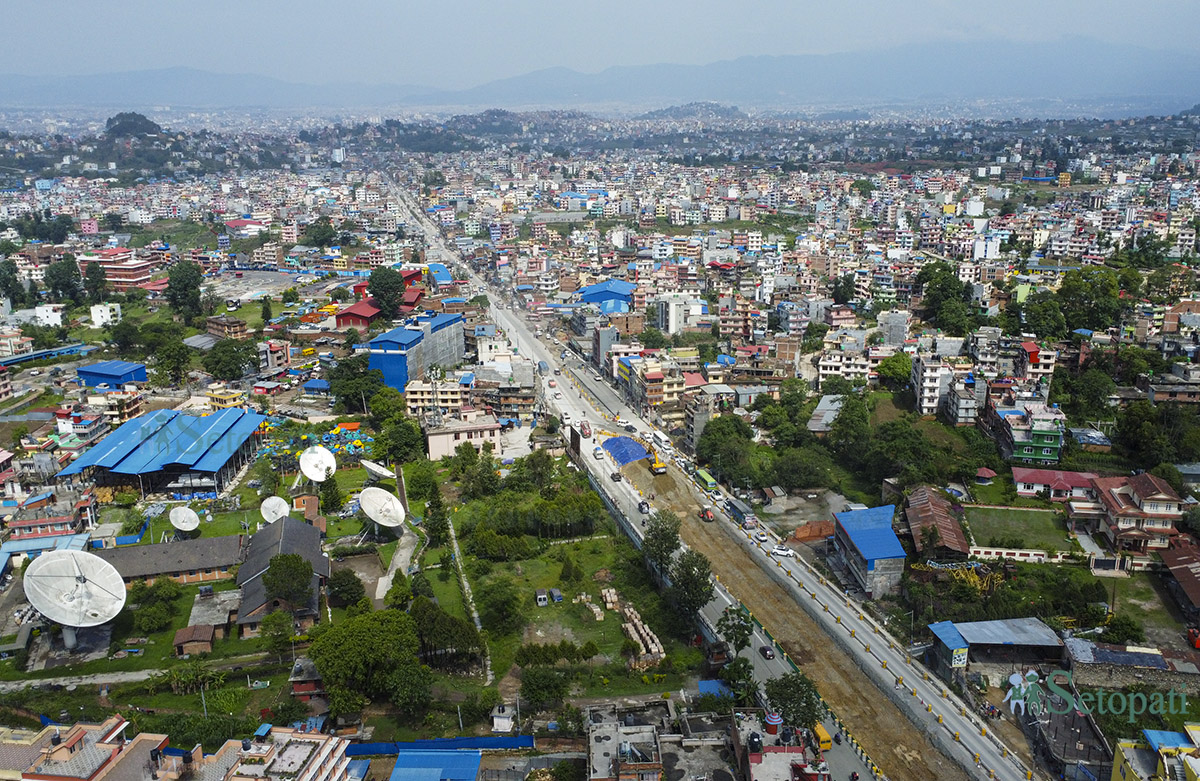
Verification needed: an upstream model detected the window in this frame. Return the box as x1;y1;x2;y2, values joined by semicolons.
1042;448;1052;455
1023;447;1033;454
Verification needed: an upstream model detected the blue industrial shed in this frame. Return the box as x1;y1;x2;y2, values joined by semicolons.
579;279;635;306
77;360;147;387
57;407;266;497
367;313;464;390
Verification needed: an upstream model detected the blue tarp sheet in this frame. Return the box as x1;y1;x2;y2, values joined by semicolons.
603;436;648;466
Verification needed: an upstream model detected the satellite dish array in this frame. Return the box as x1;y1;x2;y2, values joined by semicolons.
24;550;127;650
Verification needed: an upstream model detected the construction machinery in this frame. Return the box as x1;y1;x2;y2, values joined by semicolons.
648;446;668;475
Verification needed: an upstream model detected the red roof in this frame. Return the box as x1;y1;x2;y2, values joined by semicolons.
976;467;997;478
337;300;381;319
1020;341;1039;353
1011;467;1097;491
402;289;425;304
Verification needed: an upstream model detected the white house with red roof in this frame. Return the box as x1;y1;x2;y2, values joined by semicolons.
1010;467;1098;501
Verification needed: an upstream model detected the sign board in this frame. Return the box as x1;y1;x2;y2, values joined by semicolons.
951;647;969;668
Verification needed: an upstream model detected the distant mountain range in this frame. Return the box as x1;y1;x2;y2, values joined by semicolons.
1;38;1197;114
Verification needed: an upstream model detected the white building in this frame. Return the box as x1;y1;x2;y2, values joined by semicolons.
35;303;65;327
90;302;122;327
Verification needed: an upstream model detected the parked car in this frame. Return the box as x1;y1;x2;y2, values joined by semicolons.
758;646;776;660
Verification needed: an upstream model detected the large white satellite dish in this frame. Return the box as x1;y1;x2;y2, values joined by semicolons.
359;487;406;528
260;495;290;523
299;446;337;482
169;507;200;533
360;458;396;482
24;550;127;650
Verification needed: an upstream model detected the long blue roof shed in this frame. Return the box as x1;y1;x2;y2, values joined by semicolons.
579;280;635;306
77;360;147;387
388;750;482;781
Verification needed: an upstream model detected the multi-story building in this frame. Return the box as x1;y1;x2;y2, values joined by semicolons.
105;259;155;291
911;353;956;416
207;315;249;341
86;390;145;426
1091;473;1183;553
982;396;1068;464
1015;341;1056;387
367;313;466;390
206;383;247;410
405;379;467;417
587;705;663;781
0;329;34;358
0;366;13;404
89;302;122;327
423;407;503;460
257;339;291;373
6;487;96;542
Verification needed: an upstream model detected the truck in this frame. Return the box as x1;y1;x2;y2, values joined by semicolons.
726;497;758;528
579;420;591;438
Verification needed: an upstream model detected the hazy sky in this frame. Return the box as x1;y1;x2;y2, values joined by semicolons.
14;0;1200;89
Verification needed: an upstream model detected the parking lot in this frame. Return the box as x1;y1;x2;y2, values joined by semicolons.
204;270;347;302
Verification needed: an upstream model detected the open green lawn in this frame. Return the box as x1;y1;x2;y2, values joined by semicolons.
427;568;468;622
969;477;1054;508
964;506;1071;551
1113;573;1186;636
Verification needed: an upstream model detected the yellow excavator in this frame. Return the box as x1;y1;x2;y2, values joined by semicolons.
647;446;668;475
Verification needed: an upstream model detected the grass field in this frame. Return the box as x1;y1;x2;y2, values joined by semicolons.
969;477;1054;508
964;506;1071;551
1113;572;1186;637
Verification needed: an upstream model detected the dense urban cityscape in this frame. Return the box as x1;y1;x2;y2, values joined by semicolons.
1;5;1200;781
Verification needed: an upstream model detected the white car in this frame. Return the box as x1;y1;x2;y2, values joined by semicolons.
770;545;795;558
616;418;629;426
753;531;770;544
554;392;562;399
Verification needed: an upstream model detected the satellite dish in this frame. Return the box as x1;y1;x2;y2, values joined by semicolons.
169;507;200;533
24;550;127;650
260;496;290;523
359;487;406;528
299;446;337;482
360;458;396;482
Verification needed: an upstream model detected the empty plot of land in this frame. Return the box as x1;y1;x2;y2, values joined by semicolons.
965;507;1069;550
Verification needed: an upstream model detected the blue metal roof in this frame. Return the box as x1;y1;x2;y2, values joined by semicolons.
371;327;423;350
388;750;482;781
304;378;331;391
1144;730;1192;752
254;723;273;738
459;373;475;385
57;409;266;478
834;505;904;561
79;360;146;377
928;621;968;651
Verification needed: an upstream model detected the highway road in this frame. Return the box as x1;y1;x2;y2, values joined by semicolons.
390;182;1035;780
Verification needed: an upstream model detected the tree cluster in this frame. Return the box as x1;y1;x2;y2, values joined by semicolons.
127;578;183;633
514;639;600;667
410;596;485;669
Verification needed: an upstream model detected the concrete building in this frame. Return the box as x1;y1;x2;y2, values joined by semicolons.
587;705;663;781
911;353;956;416
405;378;467;417
424;407;502;461
257;339;291;373
367;312;466;389
89;302;122;327
207;314;249;341
832;505;904;598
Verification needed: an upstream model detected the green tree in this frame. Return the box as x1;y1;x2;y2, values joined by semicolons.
828;393;869;460
1150;462;1186;495
133;602;172;633
407;459;437;503
44;256;82;303
668;550;714;619
520;667;570;711
320;472;344;513
424;485;449;546
764;670;824;730
875;352;912;391
260;610;294;660
638;327;667;349
202;339;255;381
373;417;425;464
263;553;314;608
110;321;140;354
303;217;337;249
478;576;525;635
716;606;754;656
343;328;360;349
261;297;273;323
84;261;108;303
368;266;405;320
385;571;412;608
328;569;366;606
719;656;759;705
308;609;431;716
165;260;204;319
328;354;384;413
154;340;193;385
1022;290;1068;339
1100;613;1146;645
642;510;681;575
1058;268;1122;332
369;386;407;428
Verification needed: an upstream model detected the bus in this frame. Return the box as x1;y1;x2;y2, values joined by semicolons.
726;497;758;527
695;470;718;491
651;430;671;451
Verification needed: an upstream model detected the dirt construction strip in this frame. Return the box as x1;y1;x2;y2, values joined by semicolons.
626;462;969;781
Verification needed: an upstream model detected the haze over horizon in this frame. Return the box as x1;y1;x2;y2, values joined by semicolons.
11;0;1200;91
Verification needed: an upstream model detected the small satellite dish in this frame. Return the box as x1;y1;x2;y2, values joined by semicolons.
299;446;337;482
359;487;406;528
260;495;290;523
169;507;200;533
24;550;127;650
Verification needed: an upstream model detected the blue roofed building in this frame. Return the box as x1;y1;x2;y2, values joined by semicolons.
56;407;266;498
367;313;465;390
832;505;905;598
427;263;454;290
77;360;147;388
578;280;636;309
388;750;482;781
